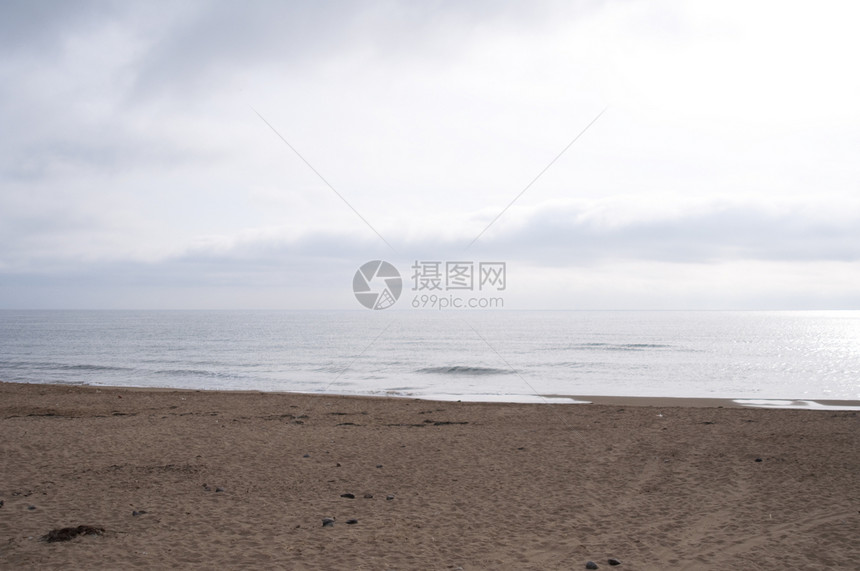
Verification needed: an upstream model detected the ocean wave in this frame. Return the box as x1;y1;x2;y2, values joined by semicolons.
576;343;671;351
551;361;589;368
58;363;131;372
734;399;860;411
153;368;240;379
311;366;349;374
0;361;133;372
416;366;514;376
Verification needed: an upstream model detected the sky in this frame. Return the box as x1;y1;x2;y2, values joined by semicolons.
1;0;859;310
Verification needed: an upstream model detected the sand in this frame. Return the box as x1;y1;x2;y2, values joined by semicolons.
1;381;858;570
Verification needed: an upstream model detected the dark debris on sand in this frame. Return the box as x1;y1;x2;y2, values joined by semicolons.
42;525;105;543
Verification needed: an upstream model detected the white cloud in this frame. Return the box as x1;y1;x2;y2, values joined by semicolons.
1;0;858;308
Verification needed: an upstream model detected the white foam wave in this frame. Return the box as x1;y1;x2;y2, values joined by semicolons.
734;399;860;411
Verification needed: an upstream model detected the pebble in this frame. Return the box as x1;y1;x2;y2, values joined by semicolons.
376;464;383;468
202;484;212;491
608;558;622;566
27;505;37;510
303;454;310;458
386;495;395;501
322;517;335;527
586;562;599;569
215;487;225;493
132;510;147;516
364;493;373;499
755;458;763;462
0;500;4;508
346;519;358;524
341;493;355;499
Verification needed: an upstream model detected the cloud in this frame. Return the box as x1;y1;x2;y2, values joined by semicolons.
478;198;860;264
0;0;119;55
1;1;858;309
3;193;855;272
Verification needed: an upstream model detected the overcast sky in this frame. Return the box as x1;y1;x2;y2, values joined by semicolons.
1;0;858;309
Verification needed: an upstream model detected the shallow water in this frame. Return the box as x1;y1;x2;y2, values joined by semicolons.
1;310;858;405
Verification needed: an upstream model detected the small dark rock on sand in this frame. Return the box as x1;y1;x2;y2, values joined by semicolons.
27;505;36;510
346;519;358;524
215;487;225;493
202;484;212;491
132;510;147;517
364;493;373;499
42;525;105;543
755;458;763;462
341;493;355;499
586;562;599;569
386;495;395;501
608;558;622;566
322;517;335;527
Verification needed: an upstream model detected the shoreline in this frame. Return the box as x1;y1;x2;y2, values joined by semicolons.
4;380;860;410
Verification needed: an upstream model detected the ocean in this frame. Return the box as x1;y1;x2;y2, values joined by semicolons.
1;310;858;408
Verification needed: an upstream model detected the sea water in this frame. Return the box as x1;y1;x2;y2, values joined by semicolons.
0;310;858;406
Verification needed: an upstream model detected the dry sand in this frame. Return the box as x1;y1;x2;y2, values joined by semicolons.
1;381;858;570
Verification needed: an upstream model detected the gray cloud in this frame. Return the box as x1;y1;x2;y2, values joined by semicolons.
476;202;860;264
124;1;556;99
2;197;858;309
0;0;121;54
2;1;858;309
3;198;856;272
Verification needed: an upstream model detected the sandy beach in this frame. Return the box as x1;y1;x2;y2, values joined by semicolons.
1;381;857;570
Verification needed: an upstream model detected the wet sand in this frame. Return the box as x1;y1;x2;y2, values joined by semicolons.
1;381;858;569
